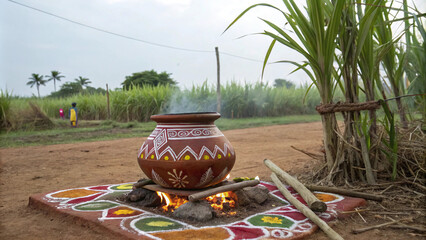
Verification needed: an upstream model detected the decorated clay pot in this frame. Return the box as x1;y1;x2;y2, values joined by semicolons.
137;112;236;189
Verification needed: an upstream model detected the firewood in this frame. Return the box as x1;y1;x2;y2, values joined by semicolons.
351;219;401;234
133;179;154;189
305;185;384;202
188;180;259;201
271;173;344;240
291;145;324;161
264;159;327;212
389;224;426;232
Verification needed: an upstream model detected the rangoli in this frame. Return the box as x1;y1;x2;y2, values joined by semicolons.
29;181;366;240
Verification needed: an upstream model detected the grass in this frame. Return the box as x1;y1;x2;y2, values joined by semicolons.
215;114;321;130
5;83;328;124
0;114;321;148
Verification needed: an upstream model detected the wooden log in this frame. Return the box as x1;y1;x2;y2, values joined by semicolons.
143;184;200;196
133;179;154;189
264;159;327;212
271;173;344;240
188;180;259;201
305;185;383;202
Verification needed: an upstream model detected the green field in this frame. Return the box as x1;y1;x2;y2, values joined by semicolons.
0;114;321;148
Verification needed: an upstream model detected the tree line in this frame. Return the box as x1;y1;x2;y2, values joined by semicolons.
27;69;296;98
27;71;95;98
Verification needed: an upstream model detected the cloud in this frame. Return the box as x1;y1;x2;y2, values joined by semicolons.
153;0;191;13
105;0;137;4
154;0;191;7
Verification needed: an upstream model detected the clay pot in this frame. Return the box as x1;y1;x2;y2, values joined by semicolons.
137;112;236;189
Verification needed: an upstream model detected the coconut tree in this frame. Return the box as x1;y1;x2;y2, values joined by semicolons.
75;76;92;89
27;73;47;98
46;70;65;92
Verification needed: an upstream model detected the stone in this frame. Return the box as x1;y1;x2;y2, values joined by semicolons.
125;188;161;207
235;185;270;206
234;189;251;207
173;201;214;221
135;190;161;207
244;186;269;204
126;188;148;202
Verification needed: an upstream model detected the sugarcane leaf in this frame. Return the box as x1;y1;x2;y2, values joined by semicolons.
261;39;276;79
223;3;285;34
274;60;316;84
302;82;316;104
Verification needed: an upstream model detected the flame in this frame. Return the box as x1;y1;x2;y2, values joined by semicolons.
226;174;231;180
206;191;236;211
156;191;237;214
156;191;188;212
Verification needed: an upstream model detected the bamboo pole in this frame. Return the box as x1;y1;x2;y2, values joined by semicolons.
188;180;259;201
264;159;327;212
271;173;344;240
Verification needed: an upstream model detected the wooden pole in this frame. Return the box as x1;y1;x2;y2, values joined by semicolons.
271;173;344;240
106;84;111;119
133;179;154;189
188;180;259;201
264;159;327;212
215;46;221;113
306;185;383;202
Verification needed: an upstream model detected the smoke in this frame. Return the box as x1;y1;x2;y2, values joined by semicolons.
162;90;218;114
159;81;320;118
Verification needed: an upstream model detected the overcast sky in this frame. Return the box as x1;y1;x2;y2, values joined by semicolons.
1;0;424;97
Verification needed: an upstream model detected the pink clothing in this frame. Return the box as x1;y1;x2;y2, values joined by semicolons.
59;109;64;119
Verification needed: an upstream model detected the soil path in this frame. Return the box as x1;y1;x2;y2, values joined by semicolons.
0;122;411;239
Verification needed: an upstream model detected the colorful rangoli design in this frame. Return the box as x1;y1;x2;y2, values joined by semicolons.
29;182;366;240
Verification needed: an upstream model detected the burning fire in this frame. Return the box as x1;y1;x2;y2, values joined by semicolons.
156;192;188;212
206;191;237;215
156;191;237;214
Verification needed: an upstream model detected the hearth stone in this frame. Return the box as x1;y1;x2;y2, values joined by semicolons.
234;189;251;206
127;188;148;202
125;188;161;207
173;201;214;222
235;185;270;206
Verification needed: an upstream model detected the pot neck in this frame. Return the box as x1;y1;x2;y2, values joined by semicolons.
151;112;220;125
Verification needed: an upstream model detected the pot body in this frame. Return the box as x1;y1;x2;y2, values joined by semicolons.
137;112;236;189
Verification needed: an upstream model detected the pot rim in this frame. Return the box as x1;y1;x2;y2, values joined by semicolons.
151;112;220;124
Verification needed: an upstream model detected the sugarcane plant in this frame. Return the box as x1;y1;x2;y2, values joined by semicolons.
402;0;426;121
226;0;345;179
225;0;425;184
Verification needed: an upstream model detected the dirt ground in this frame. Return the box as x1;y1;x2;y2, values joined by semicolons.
0;122;421;239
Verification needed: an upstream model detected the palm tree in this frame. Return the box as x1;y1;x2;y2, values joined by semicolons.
27;73;47;98
75;76;92;89
46;71;65;92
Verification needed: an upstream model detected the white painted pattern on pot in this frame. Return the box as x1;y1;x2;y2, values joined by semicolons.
138;142;234;162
